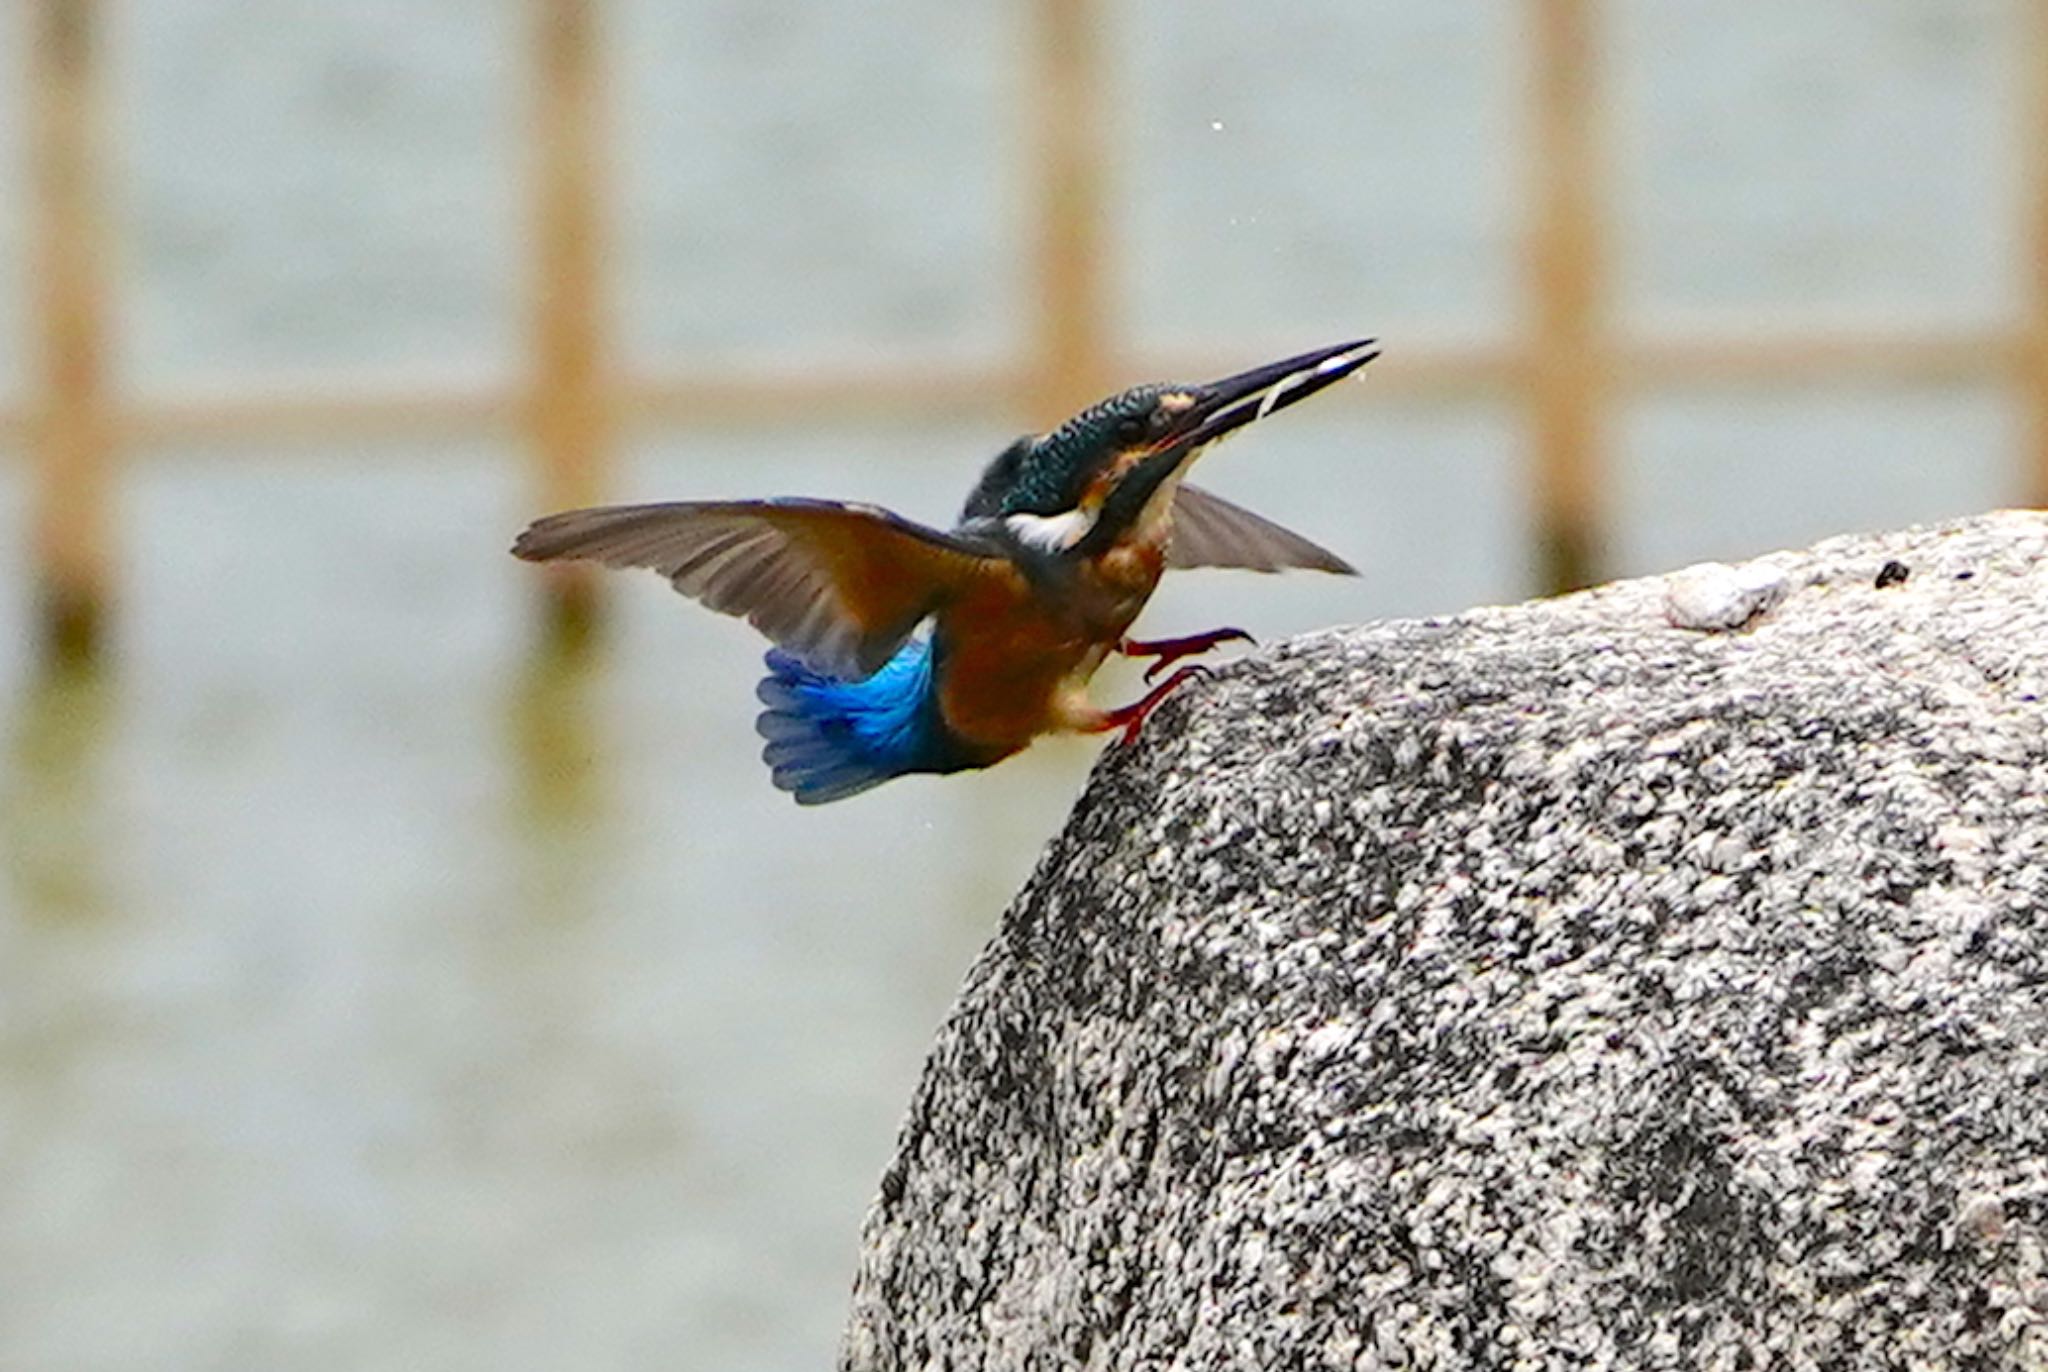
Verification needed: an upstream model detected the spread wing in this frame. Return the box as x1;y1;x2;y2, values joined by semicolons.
1166;484;1356;574
512;498;1004;678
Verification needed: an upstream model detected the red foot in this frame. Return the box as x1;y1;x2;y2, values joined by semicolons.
1119;626;1254;682
1097;664;1213;746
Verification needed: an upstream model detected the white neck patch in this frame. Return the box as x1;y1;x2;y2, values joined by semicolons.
1005;508;1094;552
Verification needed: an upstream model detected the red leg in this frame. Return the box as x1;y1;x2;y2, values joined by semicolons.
1119;626;1254;682
1093;664;1213;746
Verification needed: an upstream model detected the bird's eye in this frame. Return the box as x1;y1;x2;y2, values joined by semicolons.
1115;415;1147;443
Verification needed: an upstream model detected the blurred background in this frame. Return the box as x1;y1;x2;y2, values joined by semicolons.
0;1;2032;1368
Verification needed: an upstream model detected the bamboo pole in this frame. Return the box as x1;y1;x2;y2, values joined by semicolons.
27;0;114;666
0;328;2031;451
2027;0;2048;507
1028;0;1110;424
529;0;613;651
1525;0;1608;593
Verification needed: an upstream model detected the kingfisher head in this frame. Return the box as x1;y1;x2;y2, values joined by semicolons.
962;338;1379;555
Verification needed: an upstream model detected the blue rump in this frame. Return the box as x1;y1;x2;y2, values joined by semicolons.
754;638;958;804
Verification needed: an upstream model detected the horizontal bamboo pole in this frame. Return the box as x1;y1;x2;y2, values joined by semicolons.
1622;327;2031;384
0;330;2025;454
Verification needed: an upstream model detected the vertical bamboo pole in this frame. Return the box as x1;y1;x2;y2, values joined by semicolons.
28;0;113;666
530;0;613;651
2026;0;2048;508
1028;0;1110;423
1526;0;1608;593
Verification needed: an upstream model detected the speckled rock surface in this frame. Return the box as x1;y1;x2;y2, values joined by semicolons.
842;511;2048;1372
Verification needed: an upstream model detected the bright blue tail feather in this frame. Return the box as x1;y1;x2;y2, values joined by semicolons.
754;639;953;804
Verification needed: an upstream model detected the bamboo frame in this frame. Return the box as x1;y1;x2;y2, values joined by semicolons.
7;0;2046;668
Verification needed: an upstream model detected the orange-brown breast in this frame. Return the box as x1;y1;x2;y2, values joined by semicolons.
933;574;1089;755
1090;540;1167;624
933;543;1168;754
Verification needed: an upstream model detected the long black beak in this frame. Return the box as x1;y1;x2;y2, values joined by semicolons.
1075;338;1379;558
1165;337;1379;453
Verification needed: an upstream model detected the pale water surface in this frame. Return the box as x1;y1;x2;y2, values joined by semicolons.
0;2;2029;1369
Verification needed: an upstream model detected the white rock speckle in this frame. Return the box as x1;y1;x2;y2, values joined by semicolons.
1664;558;1793;631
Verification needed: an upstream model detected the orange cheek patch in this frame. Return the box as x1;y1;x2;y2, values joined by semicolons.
1081;468;1121;507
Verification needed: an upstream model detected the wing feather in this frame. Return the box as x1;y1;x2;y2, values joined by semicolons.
1166;484;1356;575
513;498;1000;678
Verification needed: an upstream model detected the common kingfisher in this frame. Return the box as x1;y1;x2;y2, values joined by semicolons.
512;338;1378;803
